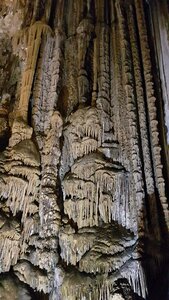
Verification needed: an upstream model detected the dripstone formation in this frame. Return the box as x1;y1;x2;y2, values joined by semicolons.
0;1;168;299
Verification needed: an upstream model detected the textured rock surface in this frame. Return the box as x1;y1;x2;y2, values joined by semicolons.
0;0;168;299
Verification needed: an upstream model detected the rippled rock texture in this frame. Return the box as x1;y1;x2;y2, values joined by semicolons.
0;1;168;299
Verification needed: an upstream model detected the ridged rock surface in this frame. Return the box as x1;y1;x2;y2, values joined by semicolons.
0;1;168;300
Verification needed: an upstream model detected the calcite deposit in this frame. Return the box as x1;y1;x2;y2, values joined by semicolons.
0;0;168;299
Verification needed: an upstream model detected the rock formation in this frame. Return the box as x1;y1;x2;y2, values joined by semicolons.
0;0;168;299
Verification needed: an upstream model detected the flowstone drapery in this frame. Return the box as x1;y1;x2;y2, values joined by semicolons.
0;0;168;299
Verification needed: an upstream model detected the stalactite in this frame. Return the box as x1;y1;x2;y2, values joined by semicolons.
14;261;52;293
116;1;145;235
60;258;146;300
63;165;130;229
10;21;53;148
77;17;94;104
32;32;54;148
135;0;169;228
39;111;63;238
0;232;20;272
120;260;147;299
126;4;161;238
111;9;132;176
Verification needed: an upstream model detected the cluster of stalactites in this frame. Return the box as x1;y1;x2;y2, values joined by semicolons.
60;260;146;300
0;224;20;273
61;107;102;174
0;138;41;276
0;140;40;222
61;106;138;232
63;160;130;229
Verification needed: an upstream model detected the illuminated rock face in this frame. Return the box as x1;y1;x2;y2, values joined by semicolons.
0;1;168;300
59;105;146;299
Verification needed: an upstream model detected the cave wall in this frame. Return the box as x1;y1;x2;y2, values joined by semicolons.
0;1;168;299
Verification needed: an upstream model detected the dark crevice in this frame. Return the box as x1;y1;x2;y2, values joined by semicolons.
84;38;94;106
57;86;69;118
0;131;10;151
48;0;57;29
